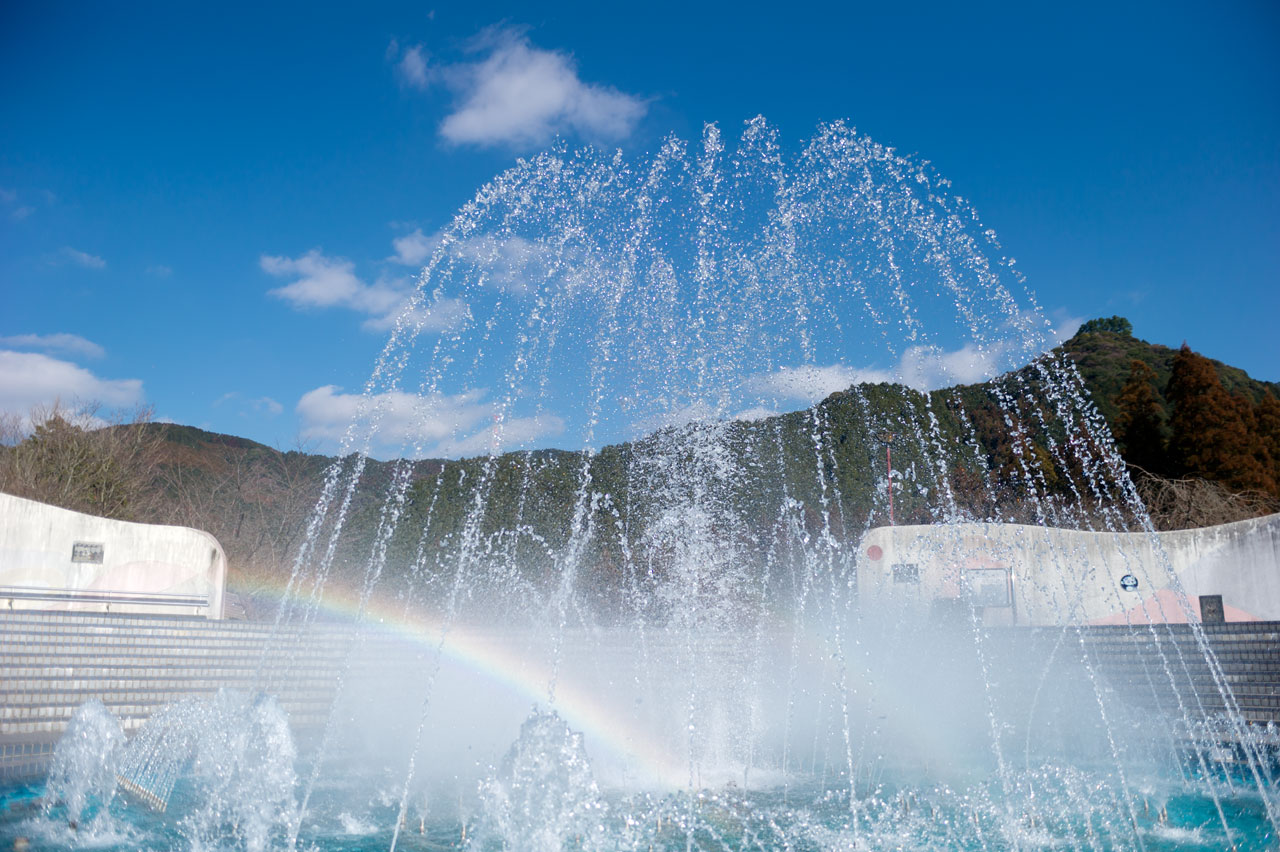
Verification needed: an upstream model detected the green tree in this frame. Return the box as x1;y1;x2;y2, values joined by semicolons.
1113;359;1167;473
1077;316;1133;337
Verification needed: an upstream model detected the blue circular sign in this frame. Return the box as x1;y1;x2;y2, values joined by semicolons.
1119;574;1139;592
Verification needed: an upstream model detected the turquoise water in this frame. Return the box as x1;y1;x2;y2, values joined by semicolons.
4;695;1275;849
3;767;1275;851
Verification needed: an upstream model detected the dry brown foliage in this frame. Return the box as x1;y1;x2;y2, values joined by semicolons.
0;401;166;521
155;439;323;618
1131;467;1279;531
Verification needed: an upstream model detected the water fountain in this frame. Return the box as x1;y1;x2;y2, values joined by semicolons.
3;118;1277;850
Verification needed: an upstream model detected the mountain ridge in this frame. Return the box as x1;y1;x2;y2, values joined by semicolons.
3;318;1276;614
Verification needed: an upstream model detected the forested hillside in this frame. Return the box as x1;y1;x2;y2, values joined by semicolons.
3;317;1276;613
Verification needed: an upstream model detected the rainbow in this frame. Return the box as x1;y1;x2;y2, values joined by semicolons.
256;579;693;787
247;577;978;790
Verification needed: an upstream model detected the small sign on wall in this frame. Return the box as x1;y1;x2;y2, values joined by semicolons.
71;542;104;564
1199;594;1225;624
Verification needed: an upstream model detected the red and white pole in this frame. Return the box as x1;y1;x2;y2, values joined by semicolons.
886;443;894;526
878;431;897;526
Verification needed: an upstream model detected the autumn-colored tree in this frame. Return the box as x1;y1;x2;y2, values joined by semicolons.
1113;359;1167;473
1166;344;1275;495
1255;392;1280;494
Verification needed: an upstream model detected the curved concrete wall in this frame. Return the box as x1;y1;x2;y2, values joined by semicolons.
0;492;225;618
858;514;1280;626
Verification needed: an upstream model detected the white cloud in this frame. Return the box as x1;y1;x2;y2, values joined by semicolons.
733;406;781;422
747;310;1083;400
360;295;467;333
396;44;431;89
59;247;106;269
391;228;436;266
264;247;469;334
428;28;645;148
271;229;566;334
743;347;1010;403
897;343;1004;389
0;333;105;360
745;364;894;403
1;188;50;221
296;384;564;457
892;310;1084;390
1048;310;1085;342
635;400;720;434
256;397;284;416
437;413;567;457
297;385;487;444
391;229;557;294
747;348;1002;398
213;392;283;417
0;350;143;416
262;249;399;314
447;234;555;292
265;248;468;333
147;264;173;278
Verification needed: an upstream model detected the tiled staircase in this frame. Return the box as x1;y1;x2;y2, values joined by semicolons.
3;612;1277;782
0;612;365;780
1075;621;1280;724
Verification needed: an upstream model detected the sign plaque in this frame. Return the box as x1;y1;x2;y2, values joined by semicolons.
71;542;104;564
891;563;919;584
1199;594;1225;624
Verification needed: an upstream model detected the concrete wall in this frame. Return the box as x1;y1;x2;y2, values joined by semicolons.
0;492;226;618
858;514;1280;626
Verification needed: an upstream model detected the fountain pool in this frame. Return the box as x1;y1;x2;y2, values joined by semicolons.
2;118;1277;850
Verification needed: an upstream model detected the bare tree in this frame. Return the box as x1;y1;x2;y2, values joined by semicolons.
1132;467;1279;531
155;433;324;618
0;400;166;521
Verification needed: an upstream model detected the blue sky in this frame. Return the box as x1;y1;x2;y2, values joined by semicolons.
2;0;1277;456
